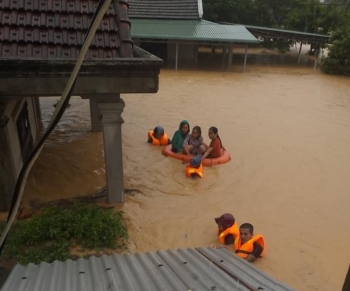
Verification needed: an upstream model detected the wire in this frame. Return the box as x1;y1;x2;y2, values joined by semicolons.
0;0;113;255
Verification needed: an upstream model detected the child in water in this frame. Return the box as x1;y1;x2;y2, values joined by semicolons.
147;126;171;145
171;120;190;153
182;126;206;156
201;126;224;160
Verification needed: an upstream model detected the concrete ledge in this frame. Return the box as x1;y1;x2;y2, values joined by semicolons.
0;46;163;96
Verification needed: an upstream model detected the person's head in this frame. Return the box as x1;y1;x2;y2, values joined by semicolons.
179;120;190;136
191;126;202;139
209;126;223;148
214;213;235;231
208;126;218;140
153;126;164;140
239;223;254;244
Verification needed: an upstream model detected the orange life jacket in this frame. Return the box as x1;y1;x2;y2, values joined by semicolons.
233;234;265;259
185;163;203;178
148;131;169;146
217;222;239;244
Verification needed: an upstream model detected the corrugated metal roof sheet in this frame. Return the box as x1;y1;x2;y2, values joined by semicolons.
2;247;297;291
197;247;297;291
130;19;259;44
128;0;200;20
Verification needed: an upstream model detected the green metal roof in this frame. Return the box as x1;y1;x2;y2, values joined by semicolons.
130;19;259;44
243;25;330;38
219;22;330;43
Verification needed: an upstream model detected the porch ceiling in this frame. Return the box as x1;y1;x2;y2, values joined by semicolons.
130;19;259;44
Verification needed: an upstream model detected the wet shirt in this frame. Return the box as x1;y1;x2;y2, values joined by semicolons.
209;138;221;158
182;134;203;153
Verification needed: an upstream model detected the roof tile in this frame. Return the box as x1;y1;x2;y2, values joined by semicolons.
128;0;200;20
0;0;133;59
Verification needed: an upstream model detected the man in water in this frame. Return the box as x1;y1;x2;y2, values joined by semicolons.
210;222;264;263
234;223;264;263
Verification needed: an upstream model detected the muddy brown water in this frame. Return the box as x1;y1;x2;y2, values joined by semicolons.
15;48;350;290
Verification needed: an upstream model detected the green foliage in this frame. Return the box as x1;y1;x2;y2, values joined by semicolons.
203;0;350;53
0;203;128;265
321;23;350;76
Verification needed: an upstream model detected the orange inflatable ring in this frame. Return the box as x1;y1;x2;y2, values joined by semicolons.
161;145;231;167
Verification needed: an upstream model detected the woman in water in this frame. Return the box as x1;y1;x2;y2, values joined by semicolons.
201;126;224;160
171;120;190;153
182;126;206;156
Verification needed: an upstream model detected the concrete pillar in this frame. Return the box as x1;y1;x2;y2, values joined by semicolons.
243;45;248;73
297;42;303;65
227;44;233;68
222;46;227;66
313;50;320;71
89;98;102;132
98;98;125;203
194;44;199;69
175;43;179;71
33;97;41;120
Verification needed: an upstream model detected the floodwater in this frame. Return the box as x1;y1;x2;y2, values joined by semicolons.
20;47;350;290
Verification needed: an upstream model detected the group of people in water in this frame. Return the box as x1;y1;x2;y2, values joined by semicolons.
147;121;225;175
213;213;265;263
147;124;265;261
148;121;225;177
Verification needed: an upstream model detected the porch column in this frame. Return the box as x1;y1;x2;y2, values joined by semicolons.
297;42;303;65
33;97;41;120
243;45;248;73
313;50;320;71
89;98;102;132
98;98;125;203
194;44;199;68
227;43;233;68
222;46;227;66
175;43;179;70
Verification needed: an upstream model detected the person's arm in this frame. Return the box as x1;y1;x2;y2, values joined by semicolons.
224;234;234;245
182;135;191;155
201;146;213;160
171;131;180;150
202;138;214;160
246;242;263;262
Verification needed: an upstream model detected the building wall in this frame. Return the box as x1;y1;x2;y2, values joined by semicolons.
134;40;199;69
0;97;40;210
167;43;198;68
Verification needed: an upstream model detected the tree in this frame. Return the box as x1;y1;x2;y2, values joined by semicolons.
321;18;350;76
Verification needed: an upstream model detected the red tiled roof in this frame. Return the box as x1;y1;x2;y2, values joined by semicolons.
0;0;132;59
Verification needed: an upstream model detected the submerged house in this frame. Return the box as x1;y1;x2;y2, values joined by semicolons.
128;0;259;70
0;0;162;210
